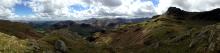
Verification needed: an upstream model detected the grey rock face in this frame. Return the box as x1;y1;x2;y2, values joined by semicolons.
55;40;68;53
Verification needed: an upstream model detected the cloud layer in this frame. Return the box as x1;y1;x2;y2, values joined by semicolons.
1;0;220;20
26;0;157;20
0;0;21;19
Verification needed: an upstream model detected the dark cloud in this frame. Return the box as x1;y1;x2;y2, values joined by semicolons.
82;0;94;4
99;0;122;7
133;9;156;17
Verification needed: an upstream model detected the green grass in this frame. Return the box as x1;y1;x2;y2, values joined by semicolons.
0;20;42;39
39;29;110;53
0;32;33;53
92;14;220;53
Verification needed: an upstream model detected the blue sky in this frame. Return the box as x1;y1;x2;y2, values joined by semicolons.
71;4;90;11
14;3;33;16
151;0;159;6
14;0;33;16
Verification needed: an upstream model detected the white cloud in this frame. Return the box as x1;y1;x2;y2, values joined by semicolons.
98;0;122;7
0;0;21;19
3;0;220;20
27;0;82;17
0;0;157;20
24;0;157;20
155;0;220;14
155;0;172;14
78;0;156;18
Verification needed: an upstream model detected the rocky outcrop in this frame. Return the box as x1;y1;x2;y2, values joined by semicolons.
165;7;188;16
55;40;68;53
164;7;220;21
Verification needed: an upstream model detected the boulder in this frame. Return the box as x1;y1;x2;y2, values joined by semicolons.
54;40;68;53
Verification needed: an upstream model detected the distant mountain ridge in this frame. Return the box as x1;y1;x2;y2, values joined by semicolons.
26;18;149;36
75;18;149;29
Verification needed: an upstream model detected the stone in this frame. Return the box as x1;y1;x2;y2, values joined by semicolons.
208;42;215;51
54;40;68;53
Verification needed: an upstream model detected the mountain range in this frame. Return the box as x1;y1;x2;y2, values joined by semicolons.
1;7;220;53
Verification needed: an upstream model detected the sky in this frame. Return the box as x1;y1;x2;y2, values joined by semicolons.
0;0;220;21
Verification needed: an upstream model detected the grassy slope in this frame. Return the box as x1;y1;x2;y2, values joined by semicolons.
39;29;111;53
0;20;42;39
0;20;110;53
94;14;220;53
0;32;32;53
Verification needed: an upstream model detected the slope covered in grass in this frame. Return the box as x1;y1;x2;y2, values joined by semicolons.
0;32;32;53
0;20;42;39
39;29;112;53
92;7;220;53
